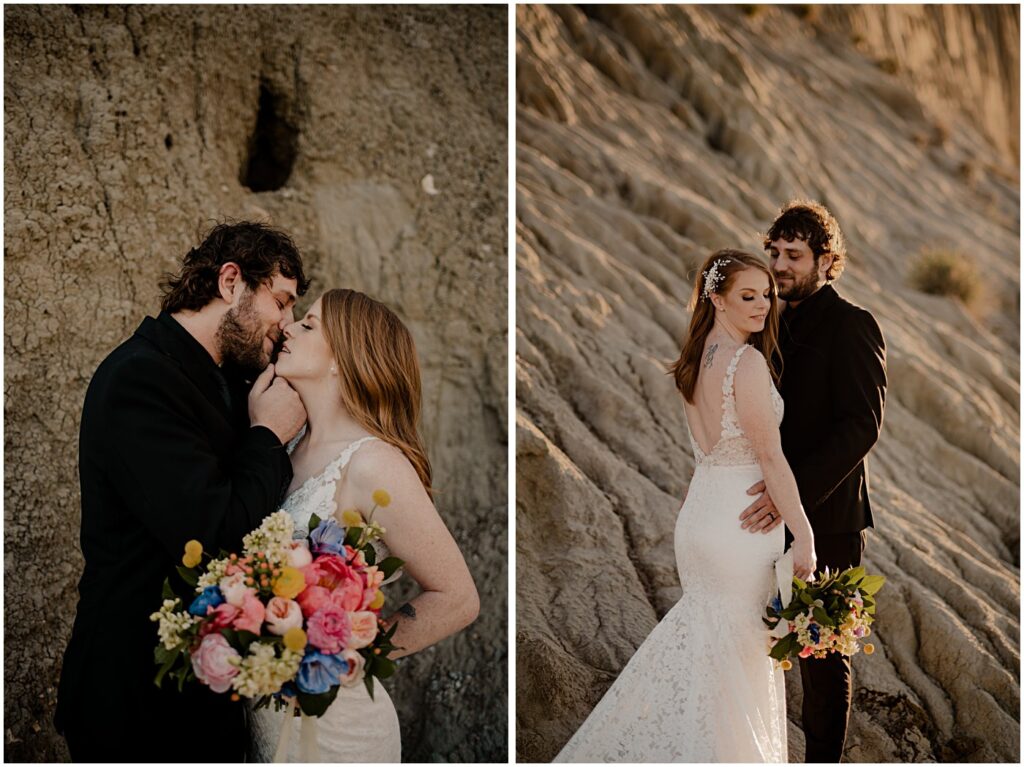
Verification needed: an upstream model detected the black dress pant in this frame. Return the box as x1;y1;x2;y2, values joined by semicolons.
799;530;866;763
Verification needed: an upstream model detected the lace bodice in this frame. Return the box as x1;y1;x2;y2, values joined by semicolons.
282;427;396;573
687;344;784;467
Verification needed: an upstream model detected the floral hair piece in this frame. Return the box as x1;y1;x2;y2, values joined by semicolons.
701;258;731;301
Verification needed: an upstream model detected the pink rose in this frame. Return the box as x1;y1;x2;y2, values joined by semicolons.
232;591;266;634
297;585;332;618
265;597;304;636
338;648;366;688
306;603;352;654
191;633;240;693
219;572;252;607
308;555;364;612
200;603;241;636
346;611;379;650
798;645;814;659
287;540;313;569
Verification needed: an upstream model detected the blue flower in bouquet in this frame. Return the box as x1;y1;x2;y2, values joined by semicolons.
309;518;348;557
296;649;349;694
275;680;299;700
809;623;820;645
770;595;783;613
188;585;224;617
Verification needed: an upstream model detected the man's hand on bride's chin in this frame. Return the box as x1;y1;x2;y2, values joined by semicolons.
739;480;783;534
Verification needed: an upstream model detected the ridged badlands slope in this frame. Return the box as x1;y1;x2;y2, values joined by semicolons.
516;5;1018;762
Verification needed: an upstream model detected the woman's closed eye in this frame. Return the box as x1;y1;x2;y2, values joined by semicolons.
301;323;313;330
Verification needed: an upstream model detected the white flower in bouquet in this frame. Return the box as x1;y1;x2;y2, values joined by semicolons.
149;598;198;650
197;556;231;589
242;511;295;565
230;641;303;698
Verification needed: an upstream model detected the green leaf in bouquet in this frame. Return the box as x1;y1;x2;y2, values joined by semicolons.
176;566;199;588
845;566;867;583
154;645;179;688
363;544;376;566
236;630;258;653
378;557;404;580
162;578;175;601
793;577;807;591
859;575;886;596
297;685;340;717
219;627;238;645
799;591;814;606
374;656;397;679
812;606;835;627
382;621;399;641
308;513;323;534
364;672;376;701
769;634;796;661
344;526;363;547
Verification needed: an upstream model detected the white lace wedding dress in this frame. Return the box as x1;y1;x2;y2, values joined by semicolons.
250;431;402;763
555;344;788;762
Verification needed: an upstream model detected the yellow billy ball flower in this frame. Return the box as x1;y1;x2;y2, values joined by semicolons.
182;540;203;568
780;659;793;671
369;590;386;610
283;627;307;652
371;489;391;508
341;509;363;527
863;643;875;655
864;626;871;637
272;567;306;600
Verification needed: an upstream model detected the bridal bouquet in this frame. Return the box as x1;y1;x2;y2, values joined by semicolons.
763;563;885;670
151;495;403;716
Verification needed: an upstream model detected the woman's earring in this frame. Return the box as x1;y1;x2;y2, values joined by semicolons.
330;365;337;375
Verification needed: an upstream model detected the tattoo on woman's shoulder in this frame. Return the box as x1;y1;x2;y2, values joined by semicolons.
398;603;417;619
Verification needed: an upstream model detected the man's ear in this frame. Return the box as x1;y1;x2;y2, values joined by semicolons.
818;253;834;280
217;262;243;304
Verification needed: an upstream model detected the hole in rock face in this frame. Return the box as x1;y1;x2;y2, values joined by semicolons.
241;82;298;192
164;134;173;149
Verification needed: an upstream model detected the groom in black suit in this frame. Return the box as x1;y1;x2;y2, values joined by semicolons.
54;222;310;761
739;201;887;762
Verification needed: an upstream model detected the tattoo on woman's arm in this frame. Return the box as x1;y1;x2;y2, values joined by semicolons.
398;603;417;620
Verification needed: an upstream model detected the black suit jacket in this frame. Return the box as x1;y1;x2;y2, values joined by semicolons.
55;312;293;761
777;285;886;536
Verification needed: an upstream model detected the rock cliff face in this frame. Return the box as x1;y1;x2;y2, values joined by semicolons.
516;5;1018;762
5;6;507;761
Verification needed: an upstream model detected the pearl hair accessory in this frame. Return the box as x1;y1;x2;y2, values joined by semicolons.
701;258;731;301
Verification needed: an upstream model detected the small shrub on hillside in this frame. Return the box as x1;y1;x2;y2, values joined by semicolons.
909;250;980;305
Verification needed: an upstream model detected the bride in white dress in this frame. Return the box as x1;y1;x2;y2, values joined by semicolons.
250;288;480;762
555;250;816;763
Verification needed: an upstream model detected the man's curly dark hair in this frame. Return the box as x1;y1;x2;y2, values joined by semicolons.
763;200;846;282
160;221;311;313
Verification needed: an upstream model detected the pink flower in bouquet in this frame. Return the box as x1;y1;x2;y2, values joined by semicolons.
219;572;253;607
265;597;304;635
344;545;366;567
798;645;814;659
192;633;240;693
287;540;313;569
297;585;332;618
338;648;366;687
310;555;364;611
346;611;379;649
307;603;352;654
359;566;385;609
200;602;241;636
233;590;266;634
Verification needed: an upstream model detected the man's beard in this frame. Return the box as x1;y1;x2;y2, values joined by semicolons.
216;290;275;372
774;267;820;302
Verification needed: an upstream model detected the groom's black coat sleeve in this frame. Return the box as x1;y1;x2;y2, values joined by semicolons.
790;307;886;515
101;353;289;557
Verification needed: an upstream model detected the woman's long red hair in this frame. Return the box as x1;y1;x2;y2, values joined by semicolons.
322;289;433;498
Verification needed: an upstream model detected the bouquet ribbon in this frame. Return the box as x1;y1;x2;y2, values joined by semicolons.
273;698;322;763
